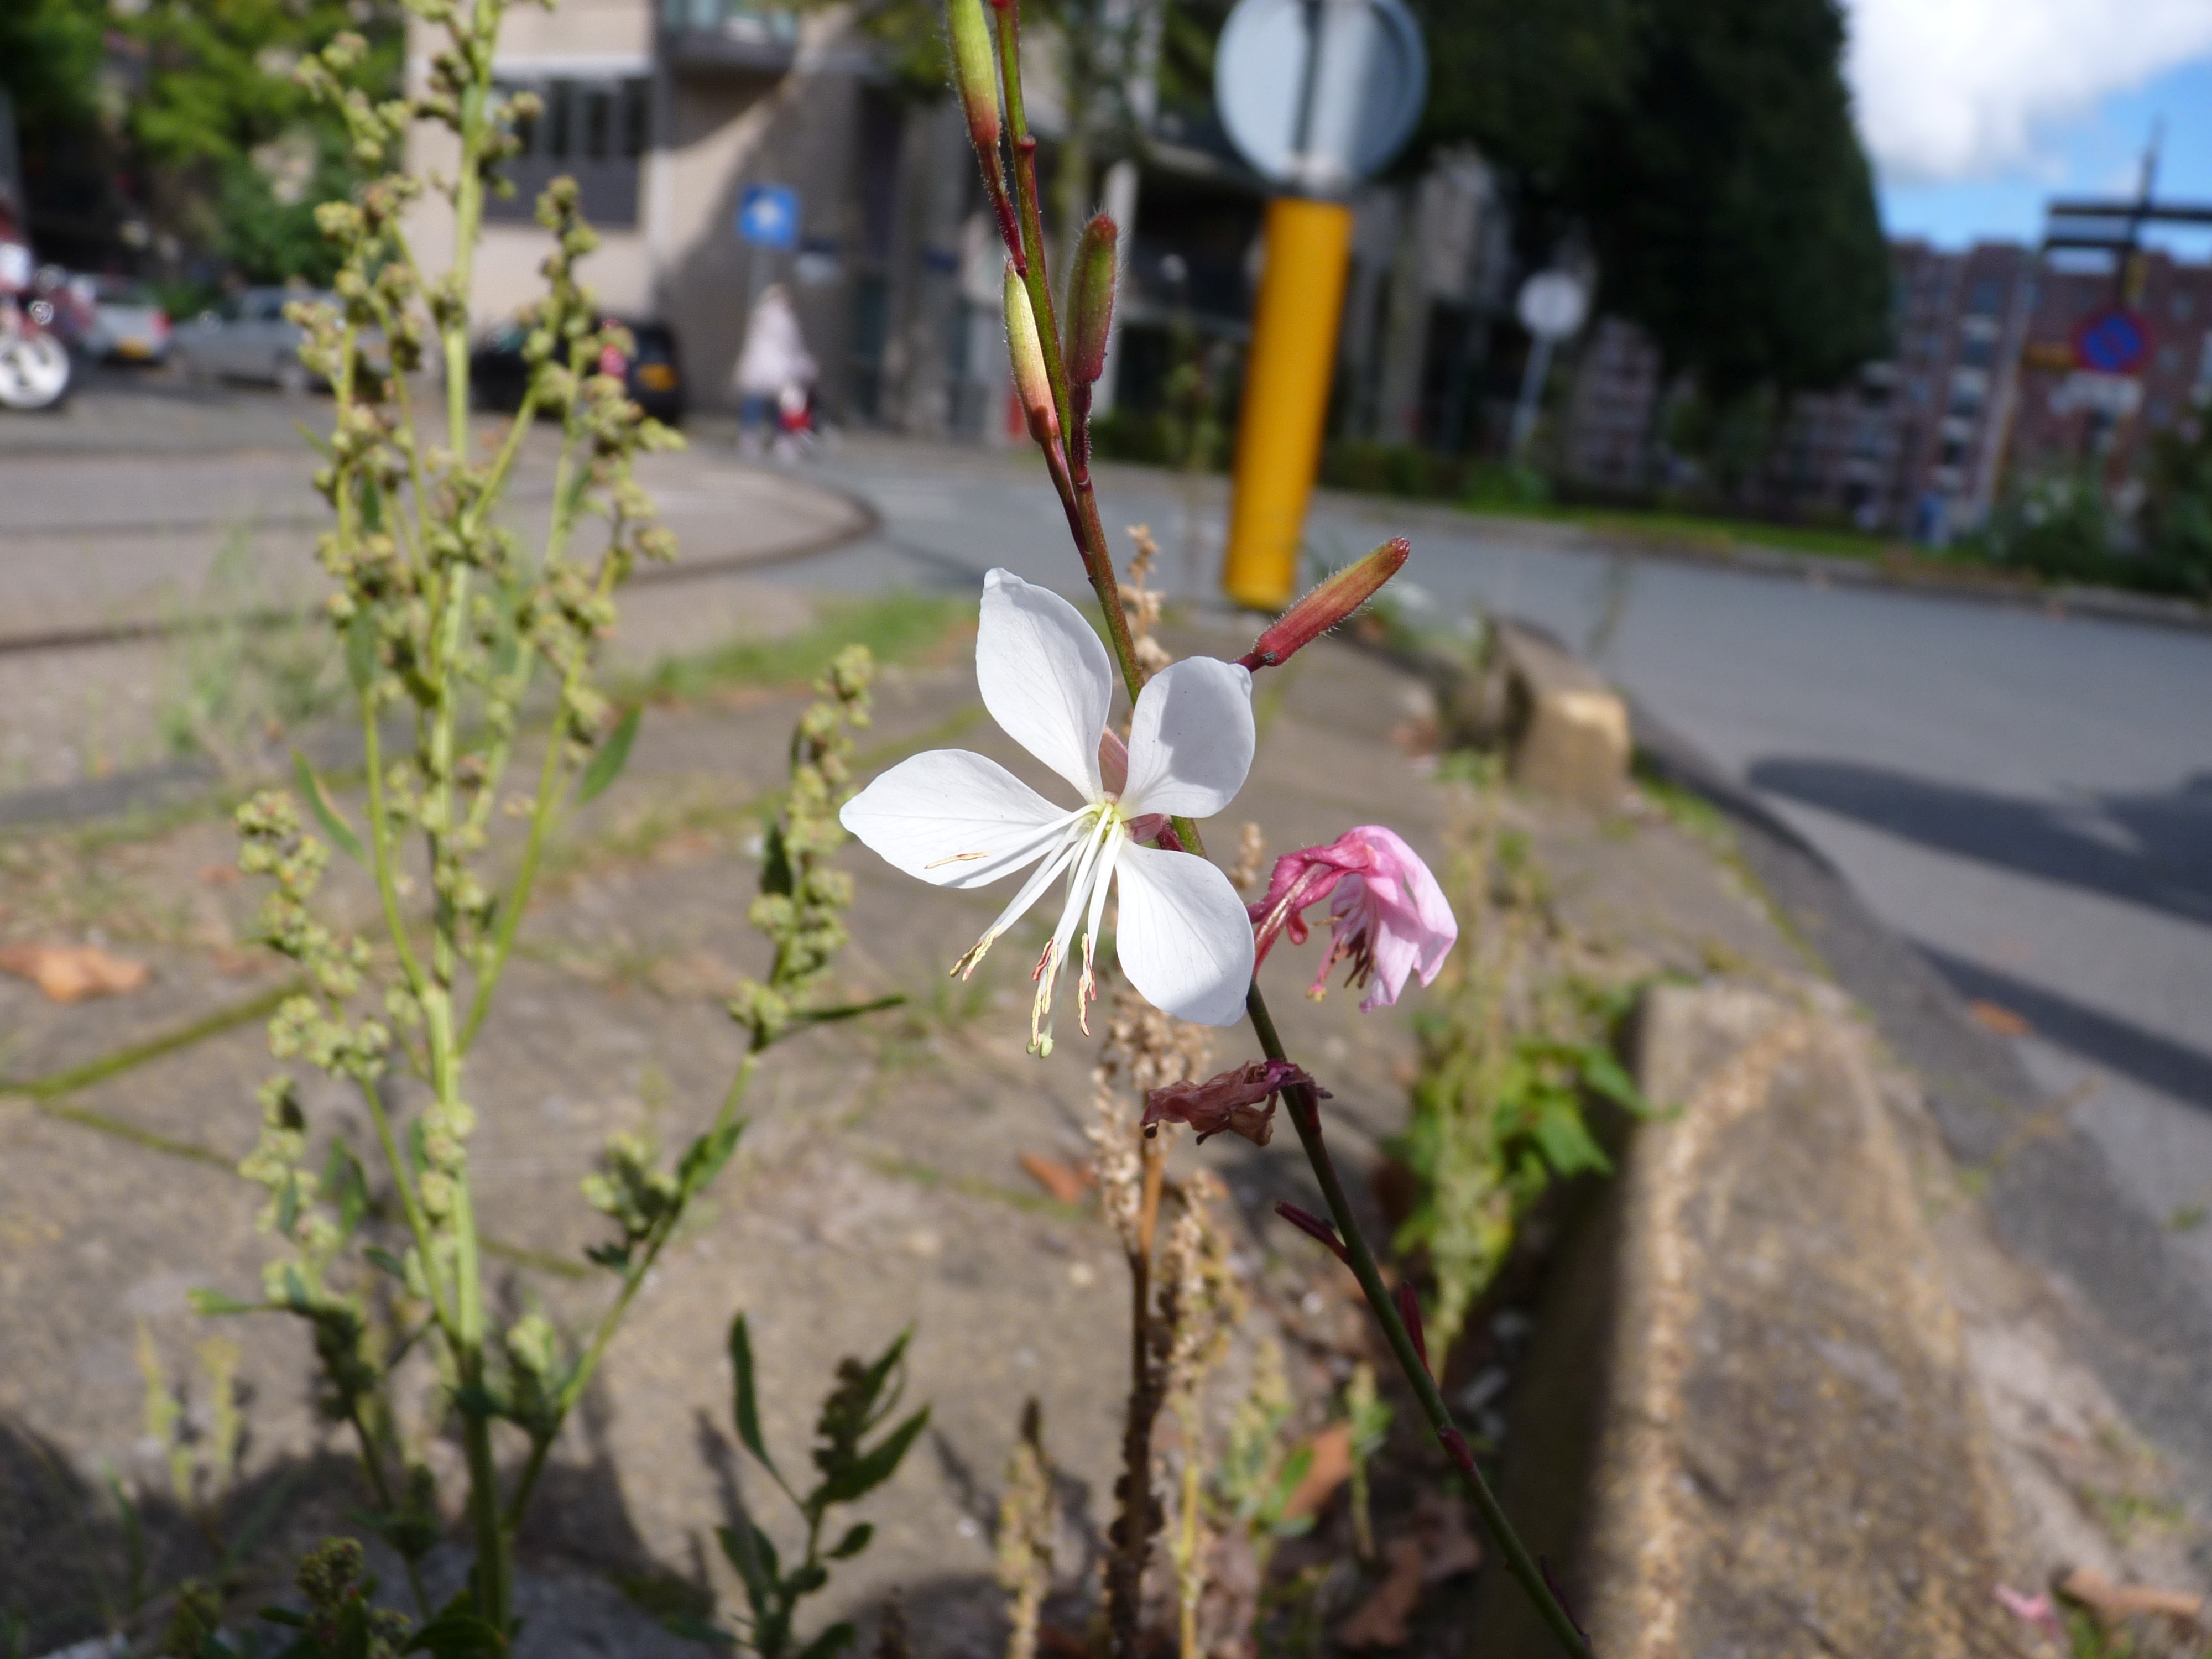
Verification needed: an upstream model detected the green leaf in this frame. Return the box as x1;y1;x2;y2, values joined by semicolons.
293;751;365;863
363;1246;408;1280
793;1623;858;1659
189;1289;264;1317
827;1521;873;1560
729;1315;776;1477
406;1611;505;1659
577;706;641;804
1578;1048;1650;1114
359;476;385;534
716;1521;778;1610
1532;1102;1611;1178
759;819;794;896
852;1328;912;1421
324;1140;369;1237
346;609;378;694
677;1115;747;1197
821;1405;928;1505
335;1597;371;1659
258;1609;309;1629
786;995;906;1029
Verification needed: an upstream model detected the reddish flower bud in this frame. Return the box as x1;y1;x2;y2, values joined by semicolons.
1141;1058;1329;1147
1237;537;1410;670
1003;265;1058;445
1066;215;1117;386
1275;1201;1350;1264
947;0;1000;158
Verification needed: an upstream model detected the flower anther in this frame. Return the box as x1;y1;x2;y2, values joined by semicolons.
839;570;1257;1054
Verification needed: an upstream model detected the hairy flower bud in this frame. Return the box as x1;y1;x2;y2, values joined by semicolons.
947;0;1000;159
1238;537;1410;669
1003;265;1059;444
1066;215;1117;385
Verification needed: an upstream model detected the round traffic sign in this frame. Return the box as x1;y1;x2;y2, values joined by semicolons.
2073;308;2149;376
1214;0;1428;194
1516;271;1588;341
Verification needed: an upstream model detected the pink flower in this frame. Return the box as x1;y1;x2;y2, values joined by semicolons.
1141;1058;1330;1147
1249;826;1456;1010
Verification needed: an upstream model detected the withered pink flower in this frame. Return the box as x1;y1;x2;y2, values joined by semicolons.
1140;1058;1329;1147
1249;826;1457;1010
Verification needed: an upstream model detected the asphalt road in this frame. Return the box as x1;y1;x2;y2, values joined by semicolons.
10;383;2212;1477
779;436;2212;1394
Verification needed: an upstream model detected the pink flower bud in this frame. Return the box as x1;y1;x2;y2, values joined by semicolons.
1066;215;1117;386
1141;1058;1329;1147
947;0;1000;158
1003;265;1058;444
1237;538;1410;670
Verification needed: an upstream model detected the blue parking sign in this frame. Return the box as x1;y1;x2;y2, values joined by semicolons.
736;185;801;251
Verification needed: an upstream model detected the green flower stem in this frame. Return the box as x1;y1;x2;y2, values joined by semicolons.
988;8;1588;1649
458;481;613;1053
503;1051;761;1533
345;1400;431;1618
1246;989;1594;1659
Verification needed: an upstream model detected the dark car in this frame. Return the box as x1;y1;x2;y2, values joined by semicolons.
469;316;686;425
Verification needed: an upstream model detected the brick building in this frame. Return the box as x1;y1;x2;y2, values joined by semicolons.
1555;237;2212;540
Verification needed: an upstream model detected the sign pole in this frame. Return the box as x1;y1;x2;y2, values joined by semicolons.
1222;196;1353;610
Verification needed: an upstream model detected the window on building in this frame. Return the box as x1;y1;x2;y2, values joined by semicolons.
2175;294;2194;322
1967;276;2005;316
1939;436;1968;467
1959;333;1994;368
491;75;648;227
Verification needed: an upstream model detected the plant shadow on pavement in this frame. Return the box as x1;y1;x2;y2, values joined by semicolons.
1746;757;2212;925
0;1401;1008;1659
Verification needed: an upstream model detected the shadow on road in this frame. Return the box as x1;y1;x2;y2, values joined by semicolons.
1746;757;2212;926
1921;946;2212;1110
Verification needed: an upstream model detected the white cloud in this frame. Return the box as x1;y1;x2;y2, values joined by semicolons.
1844;0;2212;182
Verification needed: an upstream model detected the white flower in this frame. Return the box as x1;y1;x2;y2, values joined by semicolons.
839;568;1257;1054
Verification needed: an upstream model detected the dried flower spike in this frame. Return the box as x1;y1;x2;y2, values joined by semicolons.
1238;538;1410;670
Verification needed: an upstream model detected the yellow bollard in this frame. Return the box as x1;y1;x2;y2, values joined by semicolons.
1222;195;1354;611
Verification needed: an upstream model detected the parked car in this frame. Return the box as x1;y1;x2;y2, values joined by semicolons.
469;316;686;425
75;275;171;364
173;288;380;390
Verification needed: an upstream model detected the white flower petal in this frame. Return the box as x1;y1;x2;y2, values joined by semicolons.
1113;841;1256;1026
978;567;1113;801
1119;657;1255;821
838;749;1076;889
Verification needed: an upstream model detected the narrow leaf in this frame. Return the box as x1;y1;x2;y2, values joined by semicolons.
189;1290;264;1317
577;706;641;804
822;1406;928;1504
729;1315;776;1476
363;1246;408;1280
1579;1049;1649;1114
827;1521;873;1560
346;609;378;693
787;995;906;1029
293;751;364;863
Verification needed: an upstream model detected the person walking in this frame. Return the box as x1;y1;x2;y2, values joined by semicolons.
730;283;815;456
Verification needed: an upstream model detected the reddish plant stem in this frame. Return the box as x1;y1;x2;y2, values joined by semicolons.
983;5;1593;1654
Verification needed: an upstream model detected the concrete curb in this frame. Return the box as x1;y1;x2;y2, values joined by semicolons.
1474;983;2030;1657
1315;491;2212;637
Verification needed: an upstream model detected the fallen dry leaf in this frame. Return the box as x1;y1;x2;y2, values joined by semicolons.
0;942;151;1003
2060;1567;2204;1625
1337;1537;1425;1649
1018;1152;1094;1206
1969;999;2032;1038
1284;1421;1355;1522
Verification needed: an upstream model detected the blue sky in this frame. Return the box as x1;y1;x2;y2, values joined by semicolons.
1876;57;2212;254
1842;0;2212;255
